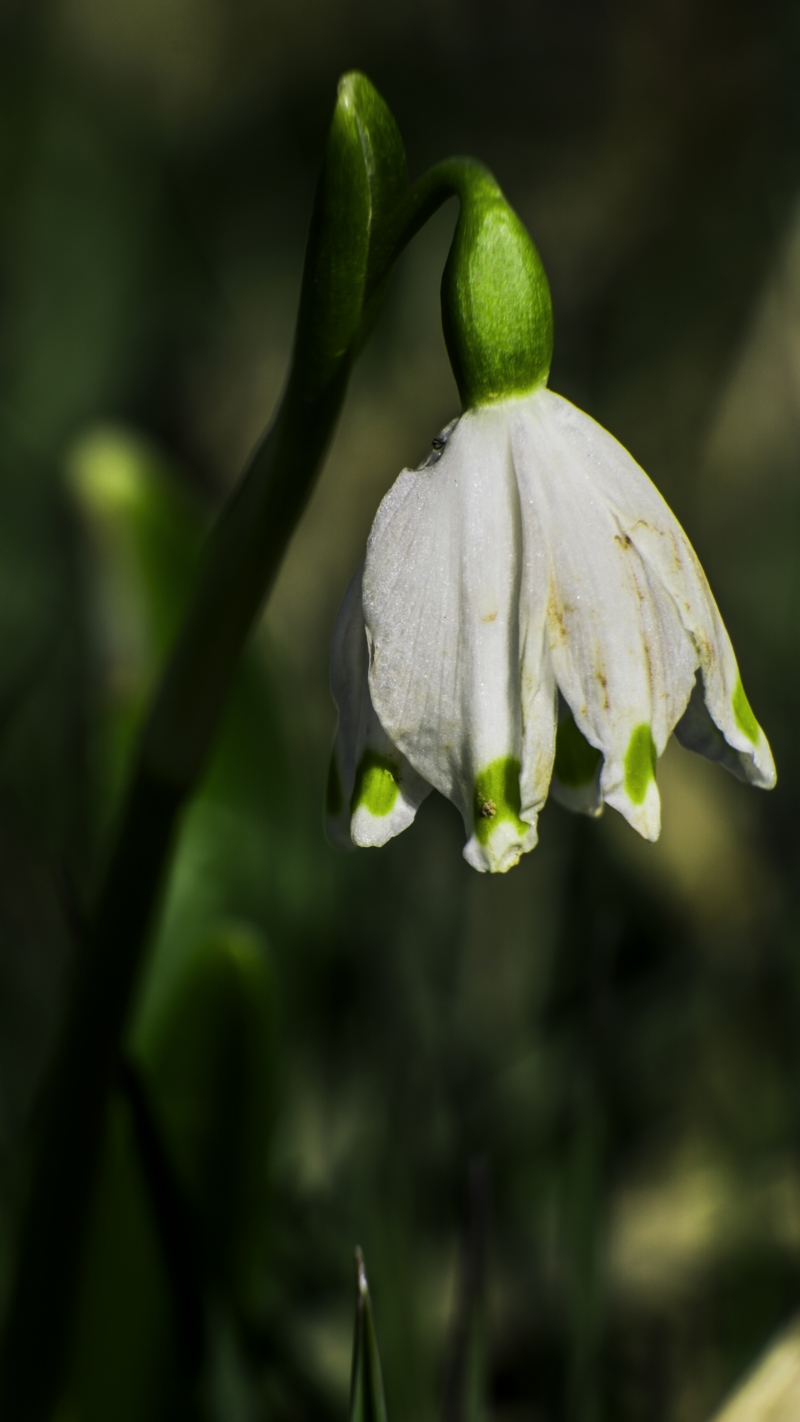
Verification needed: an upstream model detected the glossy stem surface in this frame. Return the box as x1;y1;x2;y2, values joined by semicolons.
0;366;352;1422
0;148;499;1422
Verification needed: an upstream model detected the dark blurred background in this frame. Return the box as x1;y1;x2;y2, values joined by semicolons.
1;1;800;1418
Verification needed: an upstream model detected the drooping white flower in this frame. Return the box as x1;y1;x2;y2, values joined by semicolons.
326;388;775;872
325;171;776;873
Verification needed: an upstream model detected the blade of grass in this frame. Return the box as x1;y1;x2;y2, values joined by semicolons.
349;1248;389;1422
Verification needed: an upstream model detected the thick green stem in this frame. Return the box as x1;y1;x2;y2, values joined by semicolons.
0;132;499;1421
141;370;350;787
0;767;183;1421
0;364;351;1422
372;158;500;292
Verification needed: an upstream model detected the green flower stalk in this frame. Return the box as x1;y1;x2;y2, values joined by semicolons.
0;72;408;1422
1;70;552;1422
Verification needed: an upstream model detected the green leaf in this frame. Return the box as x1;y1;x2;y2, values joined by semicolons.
64;1095;185;1422
137;74;407;790
66;424;205;679
66;422;291;819
292;71;407;401
0;74;408;1422
349;1248;389;1422
135;923;278;1294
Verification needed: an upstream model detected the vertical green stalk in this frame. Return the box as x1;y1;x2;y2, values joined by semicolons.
0;72;515;1420
0;71;405;1422
1;769;183;1422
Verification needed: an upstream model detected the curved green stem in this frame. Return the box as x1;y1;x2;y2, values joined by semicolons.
367;157;500;302
140;156;497;795
396;157;501;247
0;120;501;1422
0;369;354;1422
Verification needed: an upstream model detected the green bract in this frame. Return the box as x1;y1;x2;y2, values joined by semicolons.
293;71;408;400
441;176;553;409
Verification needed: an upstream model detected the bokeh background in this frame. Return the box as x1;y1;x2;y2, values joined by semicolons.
1;1;800;1418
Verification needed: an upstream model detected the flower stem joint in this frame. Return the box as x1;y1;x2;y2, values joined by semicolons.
328;81;775;874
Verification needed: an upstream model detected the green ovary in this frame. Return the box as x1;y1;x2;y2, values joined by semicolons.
732;677;760;743
351;750;400;818
473;757;528;844
554;714;602;787
624;724;657;804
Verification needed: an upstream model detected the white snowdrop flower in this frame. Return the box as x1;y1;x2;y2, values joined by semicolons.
326;174;776;873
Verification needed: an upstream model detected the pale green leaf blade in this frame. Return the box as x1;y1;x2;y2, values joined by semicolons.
349;1248;389;1422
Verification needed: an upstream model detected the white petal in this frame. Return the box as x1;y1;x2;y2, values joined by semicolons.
673;677;772;784
511;390;701;841
539;390;776;791
328;566;431;851
517;454;559;827
363;410;537;873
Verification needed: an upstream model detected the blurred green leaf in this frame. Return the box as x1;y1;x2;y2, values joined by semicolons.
2;99;159;455
64;1095;186;1422
65;424;207;818
66;419;295;820
136;922;279;1295
443;1161;490;1422
67;426;205;666
349;1248;389;1422
66;419;324;1179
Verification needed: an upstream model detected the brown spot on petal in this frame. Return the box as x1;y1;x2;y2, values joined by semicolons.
547;583;573;646
482;610;498;623
642;637;655;698
694;631;713;671
666;528;685;575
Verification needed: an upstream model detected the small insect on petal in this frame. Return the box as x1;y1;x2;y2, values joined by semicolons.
472;758;527;845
